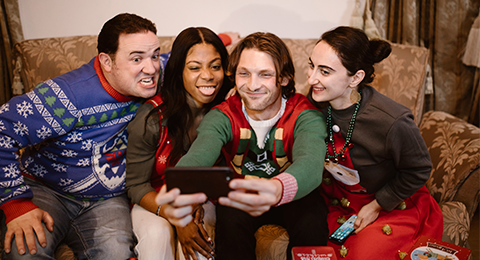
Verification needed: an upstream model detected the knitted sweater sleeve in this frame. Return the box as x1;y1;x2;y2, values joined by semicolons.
126;102;160;205
279;109;327;202
0;83;78;222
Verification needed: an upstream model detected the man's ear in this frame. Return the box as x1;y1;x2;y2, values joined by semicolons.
280;77;289;87
350;70;365;87
98;53;113;73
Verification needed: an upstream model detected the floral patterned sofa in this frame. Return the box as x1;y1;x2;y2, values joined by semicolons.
8;35;480;259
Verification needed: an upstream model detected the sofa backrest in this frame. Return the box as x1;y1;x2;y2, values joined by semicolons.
371;43;429;125
13;35;428;123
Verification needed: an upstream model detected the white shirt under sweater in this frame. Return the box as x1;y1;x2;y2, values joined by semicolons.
242;98;287;149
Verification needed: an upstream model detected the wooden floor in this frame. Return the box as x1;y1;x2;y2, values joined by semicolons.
469;207;479;260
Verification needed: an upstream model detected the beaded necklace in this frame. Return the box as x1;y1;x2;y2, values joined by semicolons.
325;96;361;163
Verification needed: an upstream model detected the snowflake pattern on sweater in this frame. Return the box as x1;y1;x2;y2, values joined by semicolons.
0;57;151;209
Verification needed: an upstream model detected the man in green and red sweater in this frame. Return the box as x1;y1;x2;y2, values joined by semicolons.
158;32;330;260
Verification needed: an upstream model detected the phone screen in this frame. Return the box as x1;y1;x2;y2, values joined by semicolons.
328;214;357;244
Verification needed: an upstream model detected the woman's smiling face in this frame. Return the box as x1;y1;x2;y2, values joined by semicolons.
308;40;357;110
183;43;224;107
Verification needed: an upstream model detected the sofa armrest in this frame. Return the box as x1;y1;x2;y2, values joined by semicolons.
440;201;471;247
420;110;480;221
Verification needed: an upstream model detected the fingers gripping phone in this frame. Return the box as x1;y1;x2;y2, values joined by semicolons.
165;167;234;200
328;215;357;245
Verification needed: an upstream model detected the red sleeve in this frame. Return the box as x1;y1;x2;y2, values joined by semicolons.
0;198;38;223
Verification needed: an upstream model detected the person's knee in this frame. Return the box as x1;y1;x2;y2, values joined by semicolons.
3;239;56;260
1;221;59;259
90;230;135;259
141;221;174;242
134;220;175;260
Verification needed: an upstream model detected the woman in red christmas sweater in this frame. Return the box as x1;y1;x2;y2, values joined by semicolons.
307;26;443;259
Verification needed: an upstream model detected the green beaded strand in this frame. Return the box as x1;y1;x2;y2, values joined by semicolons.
325;96;361;163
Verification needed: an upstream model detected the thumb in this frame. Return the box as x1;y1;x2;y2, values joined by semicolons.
354;218;363;234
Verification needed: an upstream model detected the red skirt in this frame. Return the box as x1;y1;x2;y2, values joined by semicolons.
320;177;443;259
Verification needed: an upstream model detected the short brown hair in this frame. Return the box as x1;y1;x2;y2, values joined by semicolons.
97;13;157;55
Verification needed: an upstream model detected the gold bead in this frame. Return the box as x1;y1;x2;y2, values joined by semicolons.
341;197;350;208
323;177;332;185
337;215;347;225
398;251;407;259
397;201;407;210
331;198;339;206
382;224;392;235
339;245;348;258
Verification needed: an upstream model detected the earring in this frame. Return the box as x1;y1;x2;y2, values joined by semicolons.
350;88;361;103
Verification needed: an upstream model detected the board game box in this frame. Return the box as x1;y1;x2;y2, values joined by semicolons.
405;235;471;260
292;246;338;260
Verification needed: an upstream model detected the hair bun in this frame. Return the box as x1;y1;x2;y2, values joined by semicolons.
369;39;392;64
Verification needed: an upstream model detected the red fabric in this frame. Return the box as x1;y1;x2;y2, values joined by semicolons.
0;198;39;223
144;95;175;191
320;178;443;259
328;131;354;169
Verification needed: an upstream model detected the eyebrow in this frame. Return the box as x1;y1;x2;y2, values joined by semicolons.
129;47;161;56
309;57;335;72
186;57;222;65
259;69;275;74
237;64;274;71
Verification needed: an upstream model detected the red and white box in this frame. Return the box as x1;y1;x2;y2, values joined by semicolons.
405;235;471;260
292;246;337;260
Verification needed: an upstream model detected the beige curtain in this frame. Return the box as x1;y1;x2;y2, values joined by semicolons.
0;0;23;105
366;0;479;126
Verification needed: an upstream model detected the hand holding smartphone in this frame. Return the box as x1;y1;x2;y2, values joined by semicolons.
165;167;234;200
328;215;357;244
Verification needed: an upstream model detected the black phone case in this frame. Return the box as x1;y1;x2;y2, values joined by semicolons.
165;167;234;200
328;215;357;245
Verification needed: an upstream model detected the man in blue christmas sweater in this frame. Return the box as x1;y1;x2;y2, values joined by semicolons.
0;13;167;259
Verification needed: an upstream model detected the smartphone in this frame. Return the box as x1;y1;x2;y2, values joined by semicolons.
165;166;234;200
328;214;357;245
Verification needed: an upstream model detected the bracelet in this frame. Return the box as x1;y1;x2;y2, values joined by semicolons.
155;205;161;216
